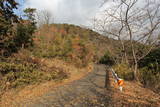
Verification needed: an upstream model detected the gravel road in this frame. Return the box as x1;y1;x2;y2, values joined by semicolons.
23;64;112;107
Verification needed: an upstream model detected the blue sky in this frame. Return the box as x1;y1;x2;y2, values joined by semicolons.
16;0;24;5
14;0;102;26
14;0;25;17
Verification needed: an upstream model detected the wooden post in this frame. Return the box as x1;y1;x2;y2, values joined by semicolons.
105;69;110;88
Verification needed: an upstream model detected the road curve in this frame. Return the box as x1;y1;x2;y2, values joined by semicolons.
23;64;111;107
10;64;159;107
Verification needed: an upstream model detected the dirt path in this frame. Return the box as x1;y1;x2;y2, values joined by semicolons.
2;65;160;107
12;65;110;107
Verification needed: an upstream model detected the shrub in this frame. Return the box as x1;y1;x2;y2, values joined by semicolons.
11;49;42;66
0;62;69;90
138;48;160;92
14;23;35;48
138;48;160;70
113;63;134;81
99;51;115;66
0;21;36;57
139;67;160;92
0;62;36;89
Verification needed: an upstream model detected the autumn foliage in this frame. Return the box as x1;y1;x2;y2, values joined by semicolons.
33;24;96;67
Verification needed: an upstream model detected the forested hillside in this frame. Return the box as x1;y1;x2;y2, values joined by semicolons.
0;0;103;96
0;0;160;106
0;0;111;95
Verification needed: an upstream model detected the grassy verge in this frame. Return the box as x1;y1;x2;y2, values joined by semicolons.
0;50;70;96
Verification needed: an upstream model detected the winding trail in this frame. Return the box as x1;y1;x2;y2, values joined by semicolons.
25;65;110;107
5;64;160;107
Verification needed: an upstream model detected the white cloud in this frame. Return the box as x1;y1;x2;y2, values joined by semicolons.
24;0;101;25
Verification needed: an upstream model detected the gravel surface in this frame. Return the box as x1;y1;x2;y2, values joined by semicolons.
22;64;112;107
4;64;159;107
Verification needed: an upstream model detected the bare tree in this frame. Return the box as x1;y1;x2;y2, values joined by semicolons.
36;10;53;27
94;0;160;80
42;10;52;25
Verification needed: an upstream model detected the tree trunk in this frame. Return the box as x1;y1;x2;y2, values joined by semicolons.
134;61;138;81
118;36;128;64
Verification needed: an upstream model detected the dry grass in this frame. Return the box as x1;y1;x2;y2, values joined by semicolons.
0;59;94;107
109;72;160;107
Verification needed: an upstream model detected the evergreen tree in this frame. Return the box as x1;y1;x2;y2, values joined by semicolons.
0;0;18;36
0;0;19;56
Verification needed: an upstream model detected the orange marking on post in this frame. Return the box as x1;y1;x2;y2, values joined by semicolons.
117;79;124;86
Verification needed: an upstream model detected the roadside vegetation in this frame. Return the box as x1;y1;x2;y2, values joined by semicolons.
97;0;160;94
0;0;160;105
0;0;98;96
99;40;160;93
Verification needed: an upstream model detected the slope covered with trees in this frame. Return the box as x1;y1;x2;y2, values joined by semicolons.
0;0;160;106
0;0;109;95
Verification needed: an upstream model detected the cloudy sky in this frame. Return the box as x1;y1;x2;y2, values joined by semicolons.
16;0;103;26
